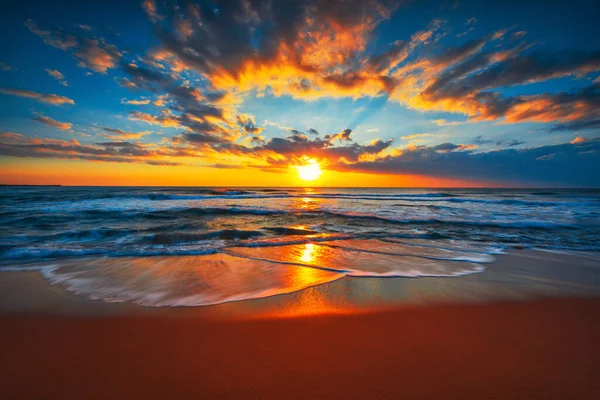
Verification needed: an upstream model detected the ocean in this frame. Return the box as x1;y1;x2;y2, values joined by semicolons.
1;186;599;307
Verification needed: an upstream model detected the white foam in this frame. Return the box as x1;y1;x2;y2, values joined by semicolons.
226;242;486;278
322;239;496;263
40;254;345;307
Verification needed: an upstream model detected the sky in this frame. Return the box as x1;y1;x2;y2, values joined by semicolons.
0;0;599;187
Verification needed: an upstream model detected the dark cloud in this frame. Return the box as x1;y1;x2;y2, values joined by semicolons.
236;114;263;134
367;40;409;73
439;50;600;98
25;20;121;74
181;132;229;145
497;139;525;147
0;133;184;166
221;128;391;164
473;136;525;148
143;0;396;92
551;118;600;132
472;135;494;146
335;138;600;187
325;129;353;142
431;37;487;67
431;142;474;152
119;58;235;145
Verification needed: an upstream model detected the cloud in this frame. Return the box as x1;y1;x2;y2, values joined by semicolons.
401;133;433;140
135;1;598;129
214;127;392;167
45;68;69;86
142;0;163;23
152;96;167;107
331;137;600;187
499;139;525;147
473;136;525;148
0;61;11;71
129;110;180;128
118;62;236;144
0;132;184;166
324;129;353;143
33;115;73;130
237;114;263;134
122;98;151;105
25;19;121;74
0;88;74;105
144;0;398;100
427;50;600;100
107;0;600;164
99;127;152;139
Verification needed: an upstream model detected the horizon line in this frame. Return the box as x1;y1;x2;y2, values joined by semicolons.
2;184;599;190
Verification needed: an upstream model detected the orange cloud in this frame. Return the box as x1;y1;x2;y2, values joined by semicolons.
0;88;75;106
99;127;153;139
33;115;73;130
123;98;151;105
45;68;69;86
129;110;180;128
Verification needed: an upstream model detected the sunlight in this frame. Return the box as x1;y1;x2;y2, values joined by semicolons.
296;159;323;181
299;243;315;263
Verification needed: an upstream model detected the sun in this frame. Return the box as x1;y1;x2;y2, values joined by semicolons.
296;159;323;181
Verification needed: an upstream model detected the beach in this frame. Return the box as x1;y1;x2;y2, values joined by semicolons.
1;249;600;399
1;297;599;399
1;187;600;398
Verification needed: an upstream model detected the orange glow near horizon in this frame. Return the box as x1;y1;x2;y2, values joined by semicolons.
0;157;499;187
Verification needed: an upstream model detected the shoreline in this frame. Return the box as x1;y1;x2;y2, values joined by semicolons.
1;249;599;317
1;249;600;398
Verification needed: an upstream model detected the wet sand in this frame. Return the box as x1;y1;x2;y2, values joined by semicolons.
1;249;600;399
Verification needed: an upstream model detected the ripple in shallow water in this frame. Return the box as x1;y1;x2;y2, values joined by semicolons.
26;240;490;307
226;242;485;277
41;254;344;307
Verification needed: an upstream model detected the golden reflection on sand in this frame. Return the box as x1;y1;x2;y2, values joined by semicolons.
259;243;356;318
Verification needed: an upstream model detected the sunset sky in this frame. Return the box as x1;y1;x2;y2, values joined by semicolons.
1;0;599;187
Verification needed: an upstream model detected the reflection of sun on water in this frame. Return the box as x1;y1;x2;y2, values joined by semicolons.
273;243;353;318
300;243;315;263
292;195;319;211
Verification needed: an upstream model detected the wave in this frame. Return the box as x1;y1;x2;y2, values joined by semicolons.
261;227;319;236
0;246;218;261
318;210;582;230
144;229;265;244
238;234;352;248
439;197;600;207
135;192;600;208
4;206;289;225
145;192;455;201
2;205;593;235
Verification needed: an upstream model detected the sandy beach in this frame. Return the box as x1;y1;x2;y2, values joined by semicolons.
1;298;599;399
1;249;600;399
